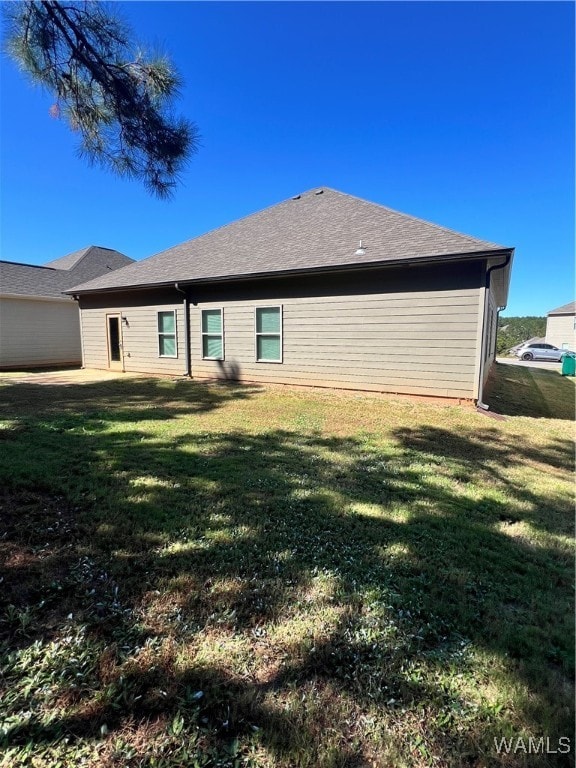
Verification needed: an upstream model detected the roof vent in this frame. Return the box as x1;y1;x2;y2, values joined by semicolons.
292;194;301;200
355;240;366;257
314;189;324;195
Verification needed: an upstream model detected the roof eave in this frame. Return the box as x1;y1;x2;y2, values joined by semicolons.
66;247;513;296
1;292;72;302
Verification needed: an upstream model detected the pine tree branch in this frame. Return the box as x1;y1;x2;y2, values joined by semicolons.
5;1;198;197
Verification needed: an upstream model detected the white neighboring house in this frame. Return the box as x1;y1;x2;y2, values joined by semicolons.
0;246;133;369
545;301;576;351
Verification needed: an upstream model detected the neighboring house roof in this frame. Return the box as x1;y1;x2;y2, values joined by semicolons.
547;301;576;316
1;247;133;300
44;246;96;270
69;187;512;294
0;262;68;299
56;246;134;287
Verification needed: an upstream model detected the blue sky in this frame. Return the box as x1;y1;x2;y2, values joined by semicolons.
1;1;573;316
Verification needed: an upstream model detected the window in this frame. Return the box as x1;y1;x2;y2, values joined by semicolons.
158;311;177;357
201;309;224;360
255;306;282;362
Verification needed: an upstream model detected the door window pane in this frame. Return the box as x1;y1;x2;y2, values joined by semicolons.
108;317;121;362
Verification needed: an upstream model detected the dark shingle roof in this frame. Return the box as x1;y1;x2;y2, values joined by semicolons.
44;247;93;270
60;247;134;286
44;246;134;280
547;301;575;316
69;187;510;293
0;262;67;299
1;247;133;299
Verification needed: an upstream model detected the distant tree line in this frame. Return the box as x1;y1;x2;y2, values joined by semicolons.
496;316;546;355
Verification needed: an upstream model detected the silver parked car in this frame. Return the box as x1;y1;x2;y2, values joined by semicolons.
514;342;570;362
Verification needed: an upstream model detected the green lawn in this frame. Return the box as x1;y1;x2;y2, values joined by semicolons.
0;372;574;767
485;360;575;420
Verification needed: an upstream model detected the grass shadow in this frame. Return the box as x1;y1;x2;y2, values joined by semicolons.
0;379;573;766
485;361;576;420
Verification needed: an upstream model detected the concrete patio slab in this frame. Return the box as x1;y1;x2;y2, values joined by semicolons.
0;368;143;386
496;357;563;372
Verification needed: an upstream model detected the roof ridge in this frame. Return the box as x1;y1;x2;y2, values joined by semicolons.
147;188;333;262
0;260;61;271
66;245;96;272
144;185;503;264
45;245;133;271
325;188;504;248
67;187;513;295
44;246;91;270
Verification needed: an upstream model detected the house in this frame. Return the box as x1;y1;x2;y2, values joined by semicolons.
0;246;133;369
545;301;575;351
68;188;514;402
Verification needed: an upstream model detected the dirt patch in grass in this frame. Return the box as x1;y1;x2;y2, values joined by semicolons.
0;490;80;642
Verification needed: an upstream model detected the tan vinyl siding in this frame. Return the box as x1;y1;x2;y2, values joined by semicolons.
482;290;497;383
190;287;481;399
486;256;512;308
80;297;186;375
79;310;110;369
546;314;576;350
77;263;484;399
0;297;81;368
478;276;502;393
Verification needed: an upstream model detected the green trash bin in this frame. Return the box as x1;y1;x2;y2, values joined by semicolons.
561;353;576;376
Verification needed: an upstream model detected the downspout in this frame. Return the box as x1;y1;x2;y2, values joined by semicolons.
477;253;512;409
174;283;191;377
73;294;86;369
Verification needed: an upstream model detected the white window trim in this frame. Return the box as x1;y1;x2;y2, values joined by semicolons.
201;308;225;361
157;310;178;358
254;305;283;363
